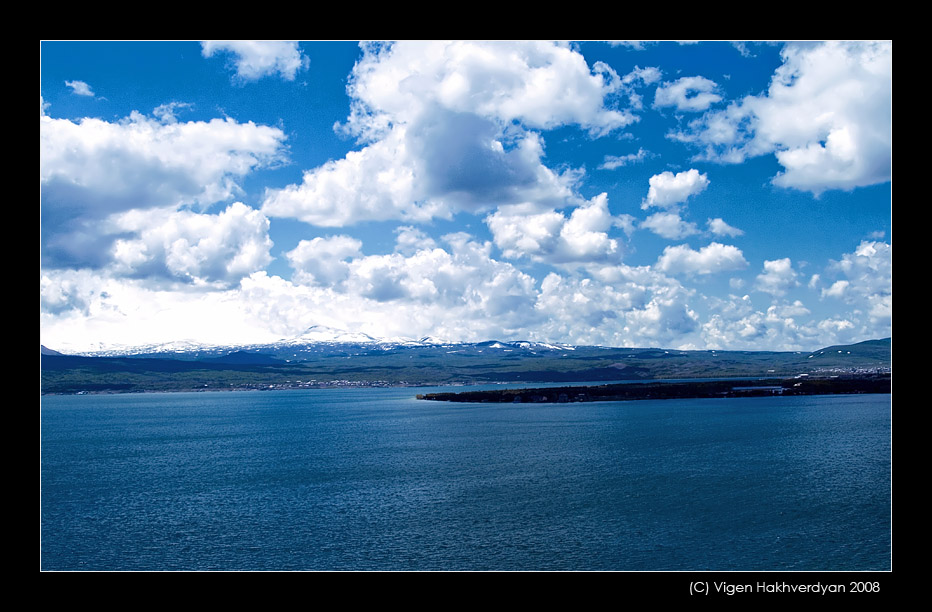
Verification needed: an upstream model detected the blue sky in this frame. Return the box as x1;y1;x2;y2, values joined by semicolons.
40;40;892;353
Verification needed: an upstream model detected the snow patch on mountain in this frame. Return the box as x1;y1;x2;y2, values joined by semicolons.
48;326;582;358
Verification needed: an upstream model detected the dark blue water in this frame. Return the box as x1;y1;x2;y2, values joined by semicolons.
40;388;891;571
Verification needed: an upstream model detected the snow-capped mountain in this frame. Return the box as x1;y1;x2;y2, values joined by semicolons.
60;339;234;358
281;325;380;345
47;326;581;360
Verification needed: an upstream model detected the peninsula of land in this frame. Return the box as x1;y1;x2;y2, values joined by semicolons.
416;374;890;404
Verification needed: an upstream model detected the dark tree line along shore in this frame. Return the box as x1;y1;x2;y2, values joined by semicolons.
416;375;891;404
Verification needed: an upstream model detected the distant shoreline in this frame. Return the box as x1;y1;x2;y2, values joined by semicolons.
416;374;891;404
41;374;893;398
39;337;891;396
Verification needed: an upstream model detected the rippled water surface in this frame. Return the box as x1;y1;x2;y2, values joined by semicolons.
40;388;891;571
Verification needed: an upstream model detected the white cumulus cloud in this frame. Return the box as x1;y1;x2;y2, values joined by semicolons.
262;41;643;228
643;169;710;210
65;80;95;96
41;109;288;269
655;242;748;276
41;110;287;215
754;258;799;296
201;41;309;82
654;76;722;112
108;203;274;287
821;240;891;329
641;211;701;240
394;225;438;255
672;41;892;195
707;217;744;237
341;40;636;139
486;193;623;265
534;270;700;348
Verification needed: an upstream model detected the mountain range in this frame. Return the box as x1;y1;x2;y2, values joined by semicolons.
40;328;891;395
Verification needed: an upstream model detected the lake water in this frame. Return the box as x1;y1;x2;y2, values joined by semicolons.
40;387;891;571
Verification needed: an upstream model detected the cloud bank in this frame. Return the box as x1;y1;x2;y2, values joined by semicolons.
40;41;892;354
